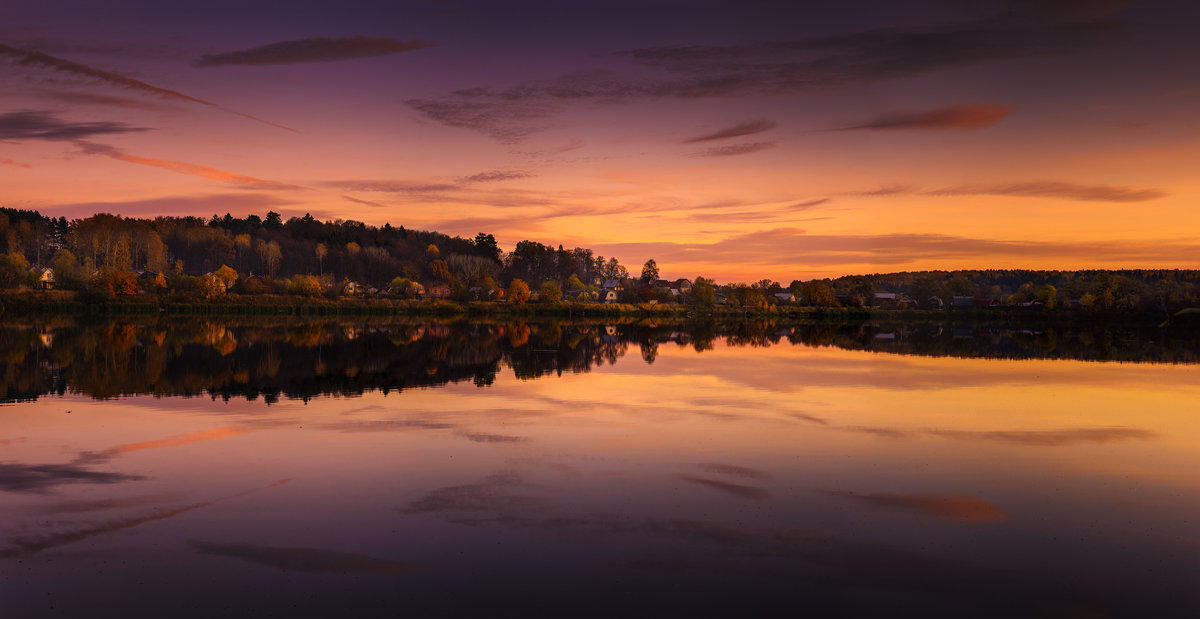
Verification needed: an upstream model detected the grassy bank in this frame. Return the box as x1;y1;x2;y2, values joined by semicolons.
0;289;1188;325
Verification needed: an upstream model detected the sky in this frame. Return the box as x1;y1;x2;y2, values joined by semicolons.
2;0;1199;281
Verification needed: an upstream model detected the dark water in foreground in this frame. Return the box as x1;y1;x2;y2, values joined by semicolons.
1;318;1197;617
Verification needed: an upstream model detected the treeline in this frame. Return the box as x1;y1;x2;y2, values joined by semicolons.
1;207;1199;315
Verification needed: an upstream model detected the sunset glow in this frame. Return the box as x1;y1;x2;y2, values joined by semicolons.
2;1;1199;280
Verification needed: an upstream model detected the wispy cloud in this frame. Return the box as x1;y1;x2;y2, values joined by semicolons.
342;194;389;208
0;42;215;105
405;97;557;144
847;180;1164;202
76;142;299;190
458;170;533;183
0;43;296;132
0;110;148;141
926;426;1159;446
683;119;776;143
45;193;296;218
408;6;1129;142
837;103;1013;130
928;181;1165;202
194;36;430;67
36;89;181;112
2;158;32;168
591;228;1200;270
689;141;775;157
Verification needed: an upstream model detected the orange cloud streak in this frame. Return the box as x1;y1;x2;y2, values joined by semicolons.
78;142;296;190
2;159;32;168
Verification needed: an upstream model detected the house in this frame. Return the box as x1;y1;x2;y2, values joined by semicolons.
672;279;692;294
36;267;55;290
874;292;898;302
241;274;270;294
426;283;452;299
654;279;671;288
604;289;618;304
601;279;624;292
774;292;796;303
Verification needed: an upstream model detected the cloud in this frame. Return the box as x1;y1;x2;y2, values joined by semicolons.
926;426;1159;446
689;141;775;157
589;228;1200;272
829;491;1008;522
683;119;776;143
0;43;296;132
678;475;770;500
76;142;299;190
458;431;528;443
36;89;181;112
2;158;32;168
458;170;533;183
0;110;148;141
191;540;411;573
342;194;389;208
44;193;297;219
0;42;216;105
408;6;1127;142
0;461;144;493
194;36;430;67
405;97;557;144
837;103;1013;130
928;181;1166;202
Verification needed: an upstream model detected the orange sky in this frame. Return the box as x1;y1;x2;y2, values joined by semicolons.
2;1;1199;280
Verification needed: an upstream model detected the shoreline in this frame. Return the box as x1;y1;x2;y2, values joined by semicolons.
0;289;1190;327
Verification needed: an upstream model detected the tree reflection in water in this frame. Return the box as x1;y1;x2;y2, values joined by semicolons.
1;317;1197;403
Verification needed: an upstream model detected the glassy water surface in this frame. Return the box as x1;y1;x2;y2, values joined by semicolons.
2;319;1197;617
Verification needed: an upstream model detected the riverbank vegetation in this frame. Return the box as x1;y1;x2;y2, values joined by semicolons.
1;206;1197;320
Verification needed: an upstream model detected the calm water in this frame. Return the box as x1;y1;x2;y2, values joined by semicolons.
1;318;1197;617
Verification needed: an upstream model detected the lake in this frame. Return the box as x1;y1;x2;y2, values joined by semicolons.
1;318;1197;617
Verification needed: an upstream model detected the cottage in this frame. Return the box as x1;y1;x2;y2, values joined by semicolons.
604;290;618;304
37;267;55;290
601;279;624;292
426;283;452;299
672;279;692;294
774;292;796;303
241;274;270;294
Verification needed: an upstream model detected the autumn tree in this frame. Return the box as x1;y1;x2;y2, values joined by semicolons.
691;276;716;306
640;259;659;284
288;274;323;296
508;278;531;304
315;243;327;275
539;280;562;303
801;281;837;307
214;265;238;290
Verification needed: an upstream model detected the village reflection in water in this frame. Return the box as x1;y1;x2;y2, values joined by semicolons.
1;318;1198;617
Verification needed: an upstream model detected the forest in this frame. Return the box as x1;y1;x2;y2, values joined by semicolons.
1;206;1199;314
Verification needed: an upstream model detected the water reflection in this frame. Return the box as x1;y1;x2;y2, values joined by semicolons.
1;317;1197;403
1;318;1197;617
